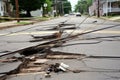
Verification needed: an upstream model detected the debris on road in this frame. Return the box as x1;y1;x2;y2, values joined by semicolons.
33;59;48;65
59;63;69;71
1;15;120;80
46;51;86;59
45;71;51;78
30;31;62;42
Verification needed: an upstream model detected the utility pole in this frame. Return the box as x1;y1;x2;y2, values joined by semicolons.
15;0;20;22
43;3;47;17
6;0;10;16
55;0;58;16
61;1;64;15
97;0;100;17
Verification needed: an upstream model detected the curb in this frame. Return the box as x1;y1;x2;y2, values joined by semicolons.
0;21;35;30
0;17;53;30
91;16;120;22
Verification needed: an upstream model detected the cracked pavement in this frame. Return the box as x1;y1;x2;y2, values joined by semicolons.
0;16;120;80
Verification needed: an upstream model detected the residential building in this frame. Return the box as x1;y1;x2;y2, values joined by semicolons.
0;0;12;16
0;0;5;16
89;0;120;16
31;9;43;17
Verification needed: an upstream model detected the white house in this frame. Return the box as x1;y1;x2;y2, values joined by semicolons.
0;0;5;16
0;0;13;16
102;0;120;16
31;9;43;17
89;0;120;16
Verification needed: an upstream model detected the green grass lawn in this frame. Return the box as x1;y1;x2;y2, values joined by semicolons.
16;21;31;25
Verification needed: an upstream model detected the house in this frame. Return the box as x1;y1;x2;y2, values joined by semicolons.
102;0;120;16
89;0;120;16
0;0;12;16
0;0;5;16
31;9;43;17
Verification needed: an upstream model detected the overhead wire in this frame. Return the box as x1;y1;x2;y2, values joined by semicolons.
61;41;102;47
65;15;108;43
60;35;120;47
67;15;90;37
0;24;55;37
84;36;120;42
56;23;120;47
3;24;120;46
0;17;71;44
0;16;120;57
0;23;119;57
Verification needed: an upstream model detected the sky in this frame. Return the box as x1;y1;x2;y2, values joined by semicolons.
68;0;78;11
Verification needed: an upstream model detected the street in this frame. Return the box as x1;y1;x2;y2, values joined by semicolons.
0;15;120;80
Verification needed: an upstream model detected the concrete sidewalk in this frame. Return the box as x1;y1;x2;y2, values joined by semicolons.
91;16;120;22
0;16;54;30
100;16;120;22
0;20;36;30
108;16;120;21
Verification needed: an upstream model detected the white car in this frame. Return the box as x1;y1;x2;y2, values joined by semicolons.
64;14;69;17
76;13;81;17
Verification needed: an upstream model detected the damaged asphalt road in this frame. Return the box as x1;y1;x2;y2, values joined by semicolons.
0;16;120;80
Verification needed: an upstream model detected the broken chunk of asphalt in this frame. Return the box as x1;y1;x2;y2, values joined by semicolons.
0;74;6;80
0;61;22;80
0;56;30;80
30;32;62;42
2;24;120;57
46;51;86;59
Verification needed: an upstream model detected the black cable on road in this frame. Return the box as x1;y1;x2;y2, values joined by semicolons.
61;41;102;47
67;16;90;37
88;55;120;58
0;24;119;57
82;36;120;40
63;24;120;42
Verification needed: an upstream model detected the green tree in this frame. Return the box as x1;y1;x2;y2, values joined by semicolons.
86;0;92;6
63;1;71;14
46;0;52;12
61;0;71;14
75;0;92;14
10;0;46;17
50;0;71;15
43;0;52;16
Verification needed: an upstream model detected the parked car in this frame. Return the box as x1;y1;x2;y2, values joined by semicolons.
64;14;69;17
76;13;81;17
